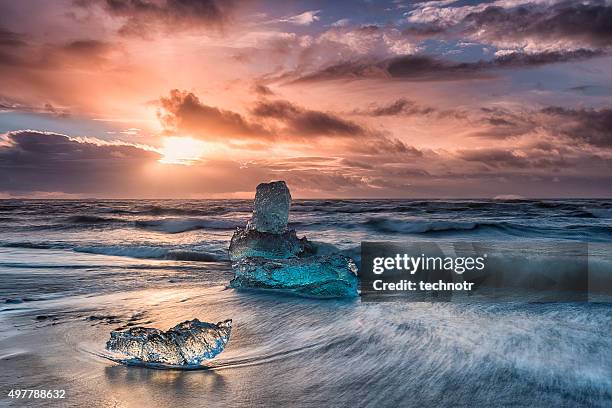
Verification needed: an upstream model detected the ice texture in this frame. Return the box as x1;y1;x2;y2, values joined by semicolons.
229;227;313;261
230;255;359;298
247;181;291;233
229;180;359;298
106;318;231;366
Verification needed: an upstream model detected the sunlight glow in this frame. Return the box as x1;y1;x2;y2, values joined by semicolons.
158;136;207;165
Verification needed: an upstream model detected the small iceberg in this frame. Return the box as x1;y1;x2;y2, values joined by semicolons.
231;255;359;298
229;181;358;298
106;318;231;366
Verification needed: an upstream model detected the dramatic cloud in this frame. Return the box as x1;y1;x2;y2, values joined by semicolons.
0;28;25;47
0;33;118;70
76;0;233;36
0;130;159;193
251;100;368;137
473;105;612;149
158;90;391;143
460;1;612;50
407;0;612;51
252;83;274;96
354;98;436;117
459;148;531;169
0;96;70;117
288;50;605;83
0;1;610;197
158;89;272;140
541;107;612;148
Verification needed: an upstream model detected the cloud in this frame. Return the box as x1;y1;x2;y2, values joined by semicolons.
0;28;26;47
252;83;274;96
287;48;604;83
460;1;612;50
277;10;321;26
157;89;272;140
287;54;482;83
0;33;118;69
76;0;233;36
541;106;612;148
251;99;368;137
458;148;531;168
158;91;391;144
331;18;350;28
249;99;423;154
0;130;159;194
0;96;70;117
473;105;612;149
0;129;282;197
407;0;612;52
492;49;604;66
354;98;436;117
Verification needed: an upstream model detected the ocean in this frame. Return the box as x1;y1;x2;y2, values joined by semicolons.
1;199;611;407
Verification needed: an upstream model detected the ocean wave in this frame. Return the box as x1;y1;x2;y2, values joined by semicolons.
586;208;612;219
73;245;223;261
65;215;122;224
0;242;58;249
136;218;244;233
362;218;535;235
1;241;225;262
101;205;250;216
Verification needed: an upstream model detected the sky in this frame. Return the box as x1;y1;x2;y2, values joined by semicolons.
0;0;611;198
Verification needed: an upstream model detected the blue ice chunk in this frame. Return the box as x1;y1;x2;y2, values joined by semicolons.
247;181;291;233
105;319;232;365
230;255;359;298
228;227;313;261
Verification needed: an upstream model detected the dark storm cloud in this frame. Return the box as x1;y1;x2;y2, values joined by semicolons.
76;0;233;36
62;39;113;56
472;106;612;148
252;83;274;96
159;90;406;144
492;49;604;66
0;96;70;117
458;148;531;168
0;130;159;193
158;89;273;140
289;49;603;84
355;98;436;117
0;32;116;69
251;100;368;137
541;107;612;148
289;55;479;83
0;28;26;47
461;1;612;48
249;99;424;154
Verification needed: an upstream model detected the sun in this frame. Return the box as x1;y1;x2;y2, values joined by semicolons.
158;136;207;165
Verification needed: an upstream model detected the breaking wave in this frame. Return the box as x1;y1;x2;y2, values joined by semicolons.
74;245;224;261
135;218;245;233
65;215;122;224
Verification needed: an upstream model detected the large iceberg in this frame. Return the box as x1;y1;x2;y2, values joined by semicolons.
247;180;291;233
106;318;231;366
229;228;313;261
228;181;359;298
231;255;359;298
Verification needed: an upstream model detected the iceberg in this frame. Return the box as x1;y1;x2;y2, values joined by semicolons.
228;180;359;298
247;181;291;233
229;227;313;261
231;255;359;298
105;318;231;366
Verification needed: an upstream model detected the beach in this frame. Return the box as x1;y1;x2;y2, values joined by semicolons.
1;199;612;407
